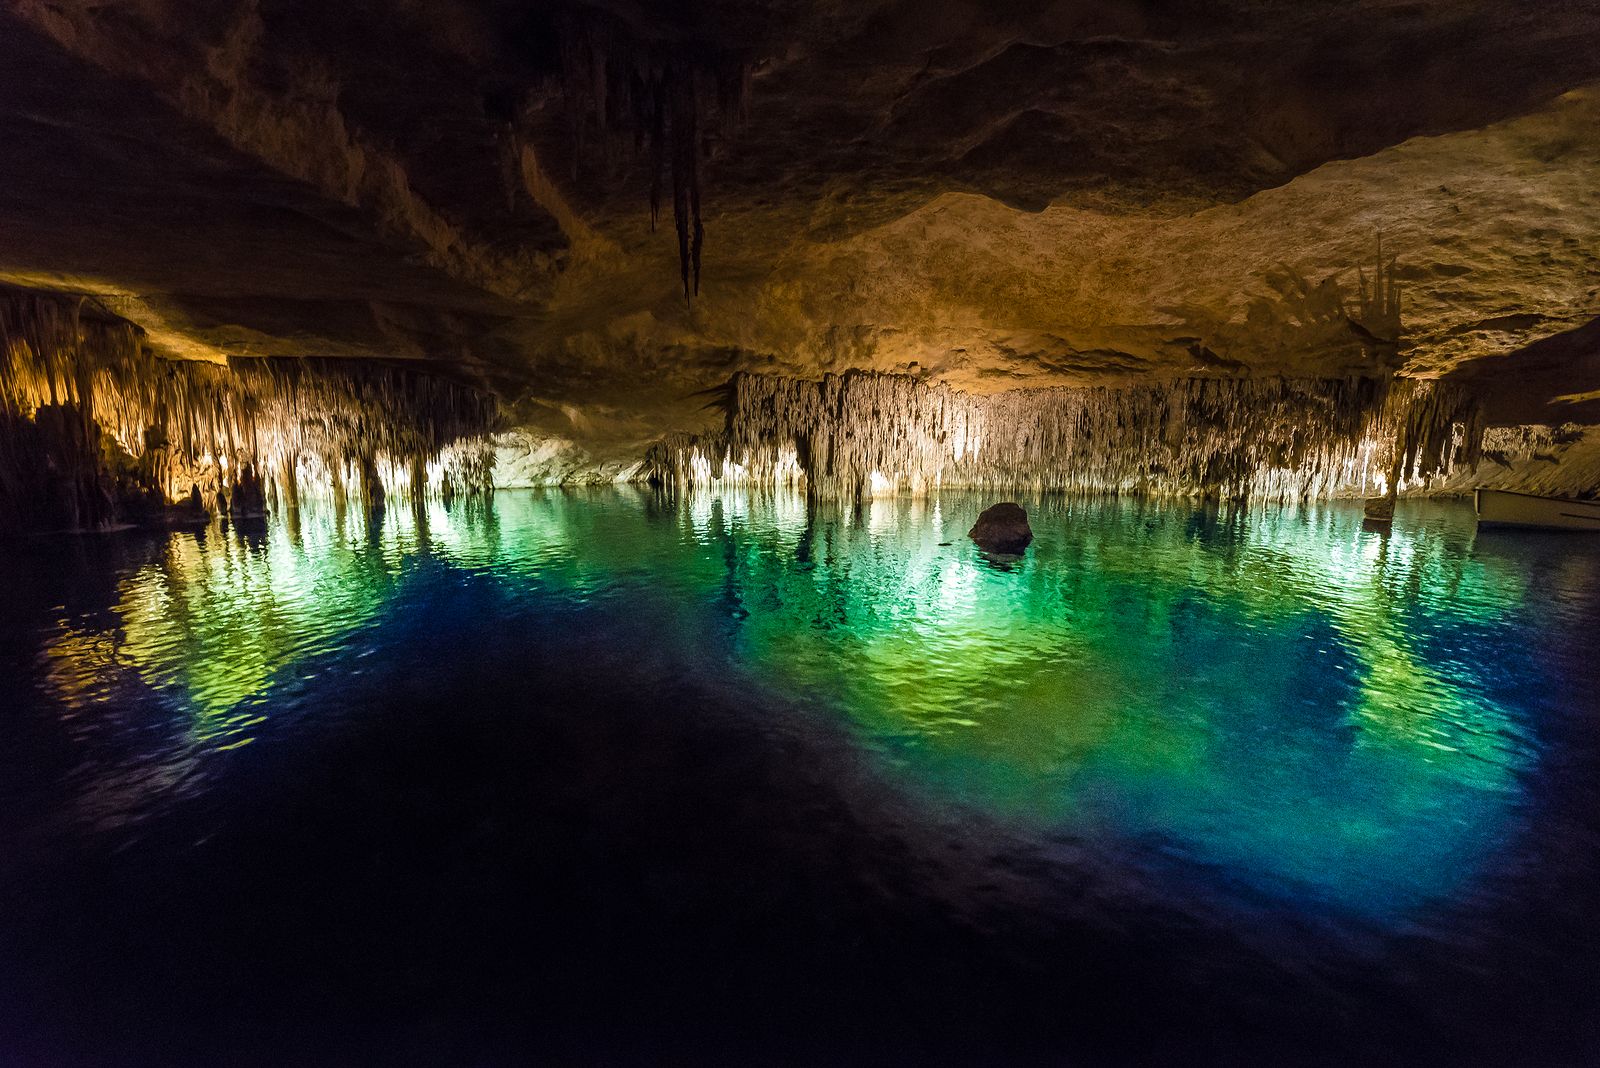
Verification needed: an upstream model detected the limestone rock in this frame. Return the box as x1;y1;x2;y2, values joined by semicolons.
228;464;267;518
651;371;1481;501
1420;424;1600;499
491;429;646;488
1;1;1598;457
969;503;1033;555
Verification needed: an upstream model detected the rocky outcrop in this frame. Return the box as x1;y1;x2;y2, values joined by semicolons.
491;429;644;488
1419;424;1600;499
968;503;1032;554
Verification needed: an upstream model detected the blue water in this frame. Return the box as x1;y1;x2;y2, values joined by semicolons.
0;489;1597;1065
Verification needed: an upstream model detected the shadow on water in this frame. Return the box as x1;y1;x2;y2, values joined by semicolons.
975;548;1026;571
0;490;1597;1065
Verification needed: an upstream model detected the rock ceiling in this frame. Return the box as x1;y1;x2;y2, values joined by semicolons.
2;0;1598;460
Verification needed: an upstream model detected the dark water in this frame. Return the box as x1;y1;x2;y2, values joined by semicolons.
1;489;1598;1066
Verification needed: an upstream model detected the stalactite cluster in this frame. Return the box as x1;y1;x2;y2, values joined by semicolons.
647;371;1483;502
553;11;750;303
1;286;500;532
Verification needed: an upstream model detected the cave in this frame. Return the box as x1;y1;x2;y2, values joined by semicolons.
2;2;1599;1064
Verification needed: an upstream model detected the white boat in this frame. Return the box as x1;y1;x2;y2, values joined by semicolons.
1475;488;1600;531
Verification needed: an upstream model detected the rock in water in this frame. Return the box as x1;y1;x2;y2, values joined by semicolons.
229;464;267;517
969;502;1033;553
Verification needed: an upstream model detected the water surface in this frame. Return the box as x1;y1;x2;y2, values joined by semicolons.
1;490;1597;1065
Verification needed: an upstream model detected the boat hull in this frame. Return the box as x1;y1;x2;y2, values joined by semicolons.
1475;488;1600;531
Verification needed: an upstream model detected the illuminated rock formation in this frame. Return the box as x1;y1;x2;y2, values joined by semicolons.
1423;424;1600;499
647;371;1482;502
0;285;499;531
968;503;1033;554
0;3;1593;500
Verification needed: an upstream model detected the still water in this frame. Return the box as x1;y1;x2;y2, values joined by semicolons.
1;489;1597;1065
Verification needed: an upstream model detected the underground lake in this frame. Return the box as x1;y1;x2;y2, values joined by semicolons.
0;489;1596;1064
8;2;1600;1062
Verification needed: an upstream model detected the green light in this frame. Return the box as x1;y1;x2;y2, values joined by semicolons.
35;489;1557;916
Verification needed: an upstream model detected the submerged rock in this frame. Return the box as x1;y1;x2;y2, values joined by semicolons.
969;503;1033;554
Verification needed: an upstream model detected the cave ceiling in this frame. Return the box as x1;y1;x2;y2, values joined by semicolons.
2;0;1598;455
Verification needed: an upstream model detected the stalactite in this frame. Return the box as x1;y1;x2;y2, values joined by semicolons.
0;286;502;532
648;371;1484;503
1;288;150;530
552;12;748;304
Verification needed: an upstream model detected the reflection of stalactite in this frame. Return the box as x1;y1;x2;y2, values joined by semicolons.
647;371;1483;502
0;286;500;532
553;13;748;304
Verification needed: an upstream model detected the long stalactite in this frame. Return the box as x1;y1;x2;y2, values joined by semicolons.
646;371;1484;502
0;285;500;533
552;10;750;304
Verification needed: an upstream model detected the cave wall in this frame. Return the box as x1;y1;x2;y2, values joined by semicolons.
647;371;1484;502
1421;425;1600;499
0;285;499;532
2;4;1597;508
491;429;643;489
6;275;1591;512
3;1;1597;434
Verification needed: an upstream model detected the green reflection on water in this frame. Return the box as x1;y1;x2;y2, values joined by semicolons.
35;488;1579;915
692;495;1542;911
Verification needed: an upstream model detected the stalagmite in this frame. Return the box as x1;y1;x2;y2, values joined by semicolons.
648;371;1483;503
